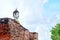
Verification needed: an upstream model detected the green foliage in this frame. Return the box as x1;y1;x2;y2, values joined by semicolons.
51;24;60;40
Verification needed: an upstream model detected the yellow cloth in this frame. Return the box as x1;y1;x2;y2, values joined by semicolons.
18;20;20;24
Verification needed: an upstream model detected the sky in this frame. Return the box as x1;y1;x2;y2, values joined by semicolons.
0;0;60;40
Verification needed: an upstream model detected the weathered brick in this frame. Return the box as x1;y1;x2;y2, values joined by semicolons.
0;18;38;40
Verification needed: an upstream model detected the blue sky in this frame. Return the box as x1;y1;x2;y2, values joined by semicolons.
0;0;60;40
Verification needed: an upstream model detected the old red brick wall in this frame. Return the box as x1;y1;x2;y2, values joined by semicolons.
29;32;38;40
0;23;11;40
0;18;38;40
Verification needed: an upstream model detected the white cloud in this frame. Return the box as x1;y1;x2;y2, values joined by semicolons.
35;24;51;40
56;13;60;20
19;0;48;25
42;0;48;4
0;0;13;18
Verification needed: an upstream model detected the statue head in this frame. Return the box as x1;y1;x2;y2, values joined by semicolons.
13;9;19;21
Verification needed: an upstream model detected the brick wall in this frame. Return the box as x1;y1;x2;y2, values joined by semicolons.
0;18;38;40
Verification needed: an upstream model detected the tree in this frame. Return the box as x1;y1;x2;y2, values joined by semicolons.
51;24;60;40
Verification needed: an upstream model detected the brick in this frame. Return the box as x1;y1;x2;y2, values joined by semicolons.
0;18;38;40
